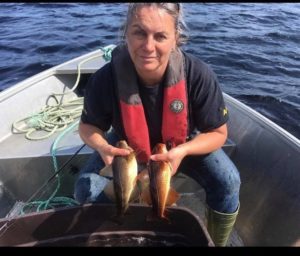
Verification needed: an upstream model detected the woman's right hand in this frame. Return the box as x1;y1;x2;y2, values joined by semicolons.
97;144;131;165
78;122;132;166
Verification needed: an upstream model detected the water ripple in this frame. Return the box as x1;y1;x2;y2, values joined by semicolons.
0;3;299;138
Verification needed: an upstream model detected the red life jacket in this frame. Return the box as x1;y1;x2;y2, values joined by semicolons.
111;45;188;164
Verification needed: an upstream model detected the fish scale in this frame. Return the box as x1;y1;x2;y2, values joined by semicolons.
112;140;138;217
148;144;174;220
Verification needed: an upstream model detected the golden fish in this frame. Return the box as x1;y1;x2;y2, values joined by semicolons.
100;164;144;204
145;143;179;221
110;140;138;218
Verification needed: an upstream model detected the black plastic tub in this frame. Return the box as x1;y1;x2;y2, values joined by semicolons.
0;203;214;247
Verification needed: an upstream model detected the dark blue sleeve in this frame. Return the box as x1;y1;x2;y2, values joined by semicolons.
186;53;228;133
81;63;113;132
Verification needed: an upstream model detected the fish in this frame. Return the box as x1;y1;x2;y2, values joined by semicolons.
110;140;138;220
100;164;143;204
144;143;180;222
99;142;179;221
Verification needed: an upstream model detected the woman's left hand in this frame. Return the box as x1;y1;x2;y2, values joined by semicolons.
150;146;186;176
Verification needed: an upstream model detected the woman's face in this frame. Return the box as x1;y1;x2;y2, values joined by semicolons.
125;6;177;83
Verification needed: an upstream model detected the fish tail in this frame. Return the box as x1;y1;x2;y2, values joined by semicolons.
146;211;171;224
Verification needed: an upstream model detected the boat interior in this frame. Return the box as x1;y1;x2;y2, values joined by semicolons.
0;48;299;246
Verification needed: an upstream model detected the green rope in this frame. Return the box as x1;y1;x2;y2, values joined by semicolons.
17;46;114;215
19;120;81;215
100;46;113;62
42;119;81;212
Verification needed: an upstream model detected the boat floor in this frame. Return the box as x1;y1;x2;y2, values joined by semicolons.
176;188;244;246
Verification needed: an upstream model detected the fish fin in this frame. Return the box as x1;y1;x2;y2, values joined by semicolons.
99;164;113;177
137;168;148;178
103;180;116;202
162;210;172;224
129;185;140;202
137;169;149;184
141;187;152;205
136;169;150;204
133;174;138;185
128;171;143;203
166;187;180;206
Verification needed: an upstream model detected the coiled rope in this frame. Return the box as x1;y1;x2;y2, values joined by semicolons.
12;46;113;140
15;45;114;214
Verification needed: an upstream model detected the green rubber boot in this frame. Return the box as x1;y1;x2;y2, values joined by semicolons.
206;205;239;247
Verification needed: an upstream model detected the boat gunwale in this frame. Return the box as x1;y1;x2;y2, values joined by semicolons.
224;93;300;148
0;49;105;103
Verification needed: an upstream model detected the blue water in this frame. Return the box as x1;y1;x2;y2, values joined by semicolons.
0;3;299;139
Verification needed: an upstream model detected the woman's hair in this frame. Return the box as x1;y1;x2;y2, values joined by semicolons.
120;3;189;46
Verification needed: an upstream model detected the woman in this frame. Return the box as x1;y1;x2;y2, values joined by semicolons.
75;3;241;246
